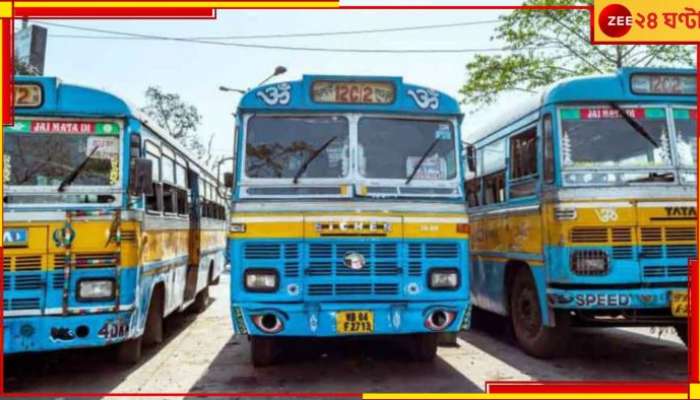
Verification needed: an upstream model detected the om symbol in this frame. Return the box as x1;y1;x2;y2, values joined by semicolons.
256;83;291;106
595;208;618;223
407;88;439;110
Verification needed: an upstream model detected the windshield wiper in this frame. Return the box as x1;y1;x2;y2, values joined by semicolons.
57;145;100;192
609;102;659;148
405;137;440;185
625;171;675;183
292;136;336;184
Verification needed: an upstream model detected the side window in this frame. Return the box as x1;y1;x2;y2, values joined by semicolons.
144;144;162;213
509;127;538;199
542;114;554;183
482;139;506;205
483;171;505;205
466;177;481;207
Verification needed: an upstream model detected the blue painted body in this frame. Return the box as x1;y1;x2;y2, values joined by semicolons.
229;75;471;339
4;76;225;354
467;68;696;327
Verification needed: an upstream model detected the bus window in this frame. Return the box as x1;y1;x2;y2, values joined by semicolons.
542;115;554;183
482;139;505;175
483;171;505;204
509;127;537;198
145;149;162;212
673;108;697;168
466;177;481;207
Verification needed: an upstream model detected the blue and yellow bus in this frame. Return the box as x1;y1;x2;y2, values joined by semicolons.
3;76;227;362
225;75;471;366
465;68;696;357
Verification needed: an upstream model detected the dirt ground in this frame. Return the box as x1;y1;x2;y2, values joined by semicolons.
4;272;687;399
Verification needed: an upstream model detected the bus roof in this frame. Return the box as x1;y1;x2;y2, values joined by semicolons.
465;67;696;145
13;76;219;182
238;74;463;118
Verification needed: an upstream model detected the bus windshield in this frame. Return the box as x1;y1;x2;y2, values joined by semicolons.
358;118;457;182
673;108;697;168
4;130;120;187
244;116;349;179
560;107;672;169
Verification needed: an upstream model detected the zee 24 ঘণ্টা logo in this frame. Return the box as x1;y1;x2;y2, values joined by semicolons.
598;2;700;39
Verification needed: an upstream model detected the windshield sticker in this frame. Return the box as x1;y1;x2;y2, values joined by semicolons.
87;137;119;159
674;109;698;120
435;125;452;140
406;155;447;180
4;119;121;135
110;157;119;185
566;107;666;120
3;154;10;183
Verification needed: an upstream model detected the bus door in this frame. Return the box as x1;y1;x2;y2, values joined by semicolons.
184;169;201;301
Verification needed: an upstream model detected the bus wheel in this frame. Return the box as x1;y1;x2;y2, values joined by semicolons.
409;333;438;362
510;268;569;358
116;336;142;364
674;324;688;347
251;336;277;367
143;289;164;346
191;286;210;314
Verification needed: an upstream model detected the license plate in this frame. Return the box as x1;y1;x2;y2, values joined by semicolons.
671;290;688;318
336;310;374;334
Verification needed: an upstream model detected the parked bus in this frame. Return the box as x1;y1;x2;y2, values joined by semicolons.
464;68;696;357
224;75;471;366
3;76;227;362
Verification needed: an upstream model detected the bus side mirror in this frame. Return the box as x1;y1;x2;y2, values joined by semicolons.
129;158;154;196
223;172;234;188
466;145;476;173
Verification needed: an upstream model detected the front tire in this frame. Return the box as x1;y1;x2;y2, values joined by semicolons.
143;290;164;346
251;336;277;367
510;268;569;358
674;324;688;347
116;336;142;364
408;333;438;362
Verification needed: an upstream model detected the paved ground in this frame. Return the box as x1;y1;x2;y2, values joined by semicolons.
4;272;688;399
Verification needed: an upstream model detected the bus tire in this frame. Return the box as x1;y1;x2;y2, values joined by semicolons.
251;336;277;367
191;286;210;314
143;287;164;346
509;268;569;358
409;333;438;362
116;336;142;364
674;324;688;347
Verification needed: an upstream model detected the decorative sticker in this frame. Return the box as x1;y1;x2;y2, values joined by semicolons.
435;124;452;140
3;154;11;183
109;157;119;185
407;88;439;110
256;83;291;106
406;155;447;180
87;136;119;159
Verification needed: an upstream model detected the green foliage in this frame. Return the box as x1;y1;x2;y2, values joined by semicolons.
460;0;696;108
14;58;39;76
141;86;206;159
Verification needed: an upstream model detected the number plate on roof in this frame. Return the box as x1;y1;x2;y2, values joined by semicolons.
14;84;42;108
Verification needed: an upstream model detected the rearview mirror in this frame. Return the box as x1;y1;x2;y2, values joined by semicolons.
129;158;154;196
224;172;234;188
466;145;476;173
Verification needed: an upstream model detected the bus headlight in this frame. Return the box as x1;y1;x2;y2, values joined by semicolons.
77;279;115;301
428;268;459;290
244;269;278;292
571;250;608;276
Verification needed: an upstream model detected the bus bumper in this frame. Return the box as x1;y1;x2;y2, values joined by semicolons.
546;286;687;316
4;311;135;354
231;301;470;337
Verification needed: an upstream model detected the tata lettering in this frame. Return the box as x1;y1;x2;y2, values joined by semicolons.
574;293;631;307
665;206;696;217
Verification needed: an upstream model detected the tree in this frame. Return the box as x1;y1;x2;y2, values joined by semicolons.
460;0;696;108
141;86;206;159
14;58;39;75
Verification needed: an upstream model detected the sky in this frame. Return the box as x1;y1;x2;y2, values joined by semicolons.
27;9;513;157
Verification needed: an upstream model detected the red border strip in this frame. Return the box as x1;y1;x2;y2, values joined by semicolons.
487;381;688;394
14;7;217;18
1;3;699;399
